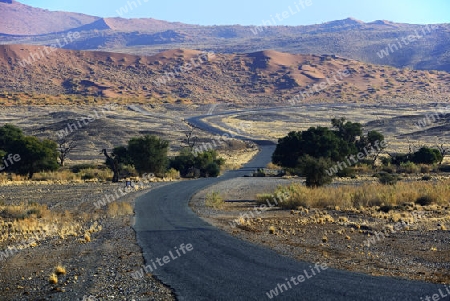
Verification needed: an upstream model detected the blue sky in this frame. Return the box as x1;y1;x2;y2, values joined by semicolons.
19;0;449;26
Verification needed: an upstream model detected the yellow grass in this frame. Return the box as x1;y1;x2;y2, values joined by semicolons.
48;273;58;284
55;265;66;275
107;202;133;218
205;191;224;209
259;180;450;210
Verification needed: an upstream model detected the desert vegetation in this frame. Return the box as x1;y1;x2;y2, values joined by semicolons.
256;181;450;210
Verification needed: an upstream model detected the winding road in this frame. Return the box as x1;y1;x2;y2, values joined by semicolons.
133;112;447;300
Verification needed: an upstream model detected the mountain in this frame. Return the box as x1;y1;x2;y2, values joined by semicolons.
0;45;448;105
1;1;449;72
0;0;99;35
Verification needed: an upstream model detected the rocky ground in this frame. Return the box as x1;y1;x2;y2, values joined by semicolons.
191;177;450;285
0;180;175;301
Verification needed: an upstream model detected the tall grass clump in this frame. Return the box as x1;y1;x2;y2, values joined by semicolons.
205;191;224;209
257;180;450;210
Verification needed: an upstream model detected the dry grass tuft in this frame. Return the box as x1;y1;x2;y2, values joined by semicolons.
107;202;133;218
54;265;66;275
48;273;58;284
83;232;91;243
205;191;224;209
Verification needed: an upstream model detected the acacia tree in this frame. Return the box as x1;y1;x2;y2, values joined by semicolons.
57;139;76;166
0;124;58;178
127;135;169;175
272;118;385;187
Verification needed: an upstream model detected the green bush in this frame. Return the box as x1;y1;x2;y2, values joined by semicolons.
439;164;450;172
376;172;400;185
411;147;443;165
71;163;97;173
398;162;420;174
298;155;333;187
205;191;224;209
253;168;266;177
415;196;435;206
170;148;224;178
421;175;432;181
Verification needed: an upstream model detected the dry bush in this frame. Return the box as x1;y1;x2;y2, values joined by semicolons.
48;273;58;284
120;202;133;215
55;265;66;275
261;181;450;210
165;168;180;180
205;191;224;209
33;170;80;182
107;202;120;218
79;168;112;181
107;202;133;217
0;202;86;245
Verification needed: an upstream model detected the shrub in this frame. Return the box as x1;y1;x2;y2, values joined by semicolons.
381;166;395;173
377;173;400;185
336;167;356;178
415;196;435;206
205;191;224;209
420;165;432;174
253;168;266;177
54;265;66;275
48;273;58;284
205;163;221;177
71;163;97;173
411;147;443;165
421;175;432;181
165;168;180;180
439;164;450;172
398;162;419;174
298;156;334;187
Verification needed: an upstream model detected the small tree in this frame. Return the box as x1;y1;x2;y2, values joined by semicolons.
127;135;169;175
298;155;334;188
0;124;58;178
101;149;120;182
411;147;443;165
57;139;76;166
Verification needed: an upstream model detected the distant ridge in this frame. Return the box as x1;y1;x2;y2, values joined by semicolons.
0;1;449;72
0;45;448;105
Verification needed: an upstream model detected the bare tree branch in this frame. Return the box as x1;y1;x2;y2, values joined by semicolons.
58;139;76;167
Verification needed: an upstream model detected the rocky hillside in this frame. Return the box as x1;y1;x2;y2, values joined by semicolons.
1;1;449;72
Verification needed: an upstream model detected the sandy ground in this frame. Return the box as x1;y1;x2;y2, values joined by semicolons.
190;177;450;285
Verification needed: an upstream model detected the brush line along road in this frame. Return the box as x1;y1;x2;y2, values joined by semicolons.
133;113;446;300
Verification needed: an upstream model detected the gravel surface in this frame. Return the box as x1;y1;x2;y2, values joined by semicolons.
0;180;175;301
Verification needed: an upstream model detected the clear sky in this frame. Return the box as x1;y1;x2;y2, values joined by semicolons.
18;0;450;26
